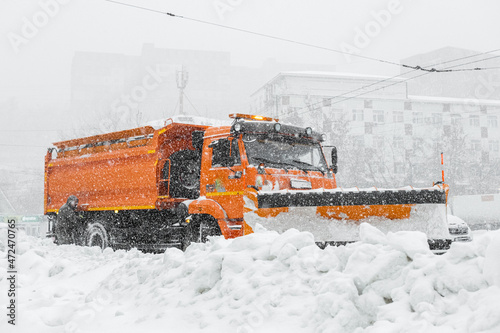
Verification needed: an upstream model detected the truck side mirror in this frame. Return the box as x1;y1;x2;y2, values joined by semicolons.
331;146;338;174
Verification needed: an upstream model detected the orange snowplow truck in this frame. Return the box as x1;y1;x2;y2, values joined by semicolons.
44;114;452;251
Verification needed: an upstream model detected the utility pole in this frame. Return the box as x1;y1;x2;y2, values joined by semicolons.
176;66;189;115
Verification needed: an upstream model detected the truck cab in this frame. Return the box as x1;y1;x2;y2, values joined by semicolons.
185;113;335;239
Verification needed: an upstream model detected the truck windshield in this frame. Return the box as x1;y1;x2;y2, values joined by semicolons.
243;134;328;172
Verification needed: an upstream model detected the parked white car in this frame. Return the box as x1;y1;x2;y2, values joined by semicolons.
448;215;473;242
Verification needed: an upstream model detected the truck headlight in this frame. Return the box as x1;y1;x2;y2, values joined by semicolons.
257;164;266;175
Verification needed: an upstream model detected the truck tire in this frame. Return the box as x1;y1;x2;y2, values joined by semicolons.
169;150;201;199
46;214;58;243
182;215;222;250
85;222;109;250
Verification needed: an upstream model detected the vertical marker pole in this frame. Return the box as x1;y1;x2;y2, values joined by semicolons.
441;152;445;183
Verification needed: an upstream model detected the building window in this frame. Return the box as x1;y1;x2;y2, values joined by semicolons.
373;110;385;123
443;104;451;112
322;98;331;107
405;149;413;159
393;136;404;149
413;112;424;124
443;125;451;136
330;108;343;120
374;135;384;148
451;114;462;126
364;100;373;108
489;140;499;152
470;140;481;151
393;111;404;123
469;115;480;127
394;162;404;174
432;113;443;125
482;152;489;164
488;116;498;128
413;138;423;151
352;109;364;121
482;127;488;138
405;124;413;136
413;163;426;178
323;117;333;132
371;162;384;174
353;136;364;149
404;101;412;110
432;140;442;152
365;122;373;134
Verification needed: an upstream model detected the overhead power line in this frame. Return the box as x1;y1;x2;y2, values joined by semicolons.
292;51;500;116
103;0;498;73
326;54;500;109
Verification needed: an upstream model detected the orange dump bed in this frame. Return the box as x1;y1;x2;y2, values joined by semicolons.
44;122;208;214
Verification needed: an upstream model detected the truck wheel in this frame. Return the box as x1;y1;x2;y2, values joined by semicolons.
85;222;109;250
46;214;58;243
182;216;221;250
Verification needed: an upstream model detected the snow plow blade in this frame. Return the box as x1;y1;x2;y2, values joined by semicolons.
258;187;446;210
245;185;452;251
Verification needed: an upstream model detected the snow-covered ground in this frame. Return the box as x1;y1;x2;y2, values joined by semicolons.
1;224;500;333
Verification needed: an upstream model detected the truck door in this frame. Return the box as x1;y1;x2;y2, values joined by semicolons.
205;137;245;219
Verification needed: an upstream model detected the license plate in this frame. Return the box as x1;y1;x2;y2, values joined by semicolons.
290;179;312;189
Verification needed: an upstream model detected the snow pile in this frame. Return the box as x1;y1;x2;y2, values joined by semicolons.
1;225;500;332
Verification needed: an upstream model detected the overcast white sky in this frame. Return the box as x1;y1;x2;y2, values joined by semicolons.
1;0;500;95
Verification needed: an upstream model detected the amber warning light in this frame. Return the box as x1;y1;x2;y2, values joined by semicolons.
229;113;279;122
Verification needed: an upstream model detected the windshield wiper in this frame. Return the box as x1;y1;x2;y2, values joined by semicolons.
251;156;293;172
251;156;320;174
251;156;278;165
291;160;325;174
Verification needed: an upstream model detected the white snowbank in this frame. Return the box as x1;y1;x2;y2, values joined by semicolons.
1;225;500;332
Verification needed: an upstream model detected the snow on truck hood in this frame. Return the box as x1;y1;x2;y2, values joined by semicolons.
1;226;500;332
